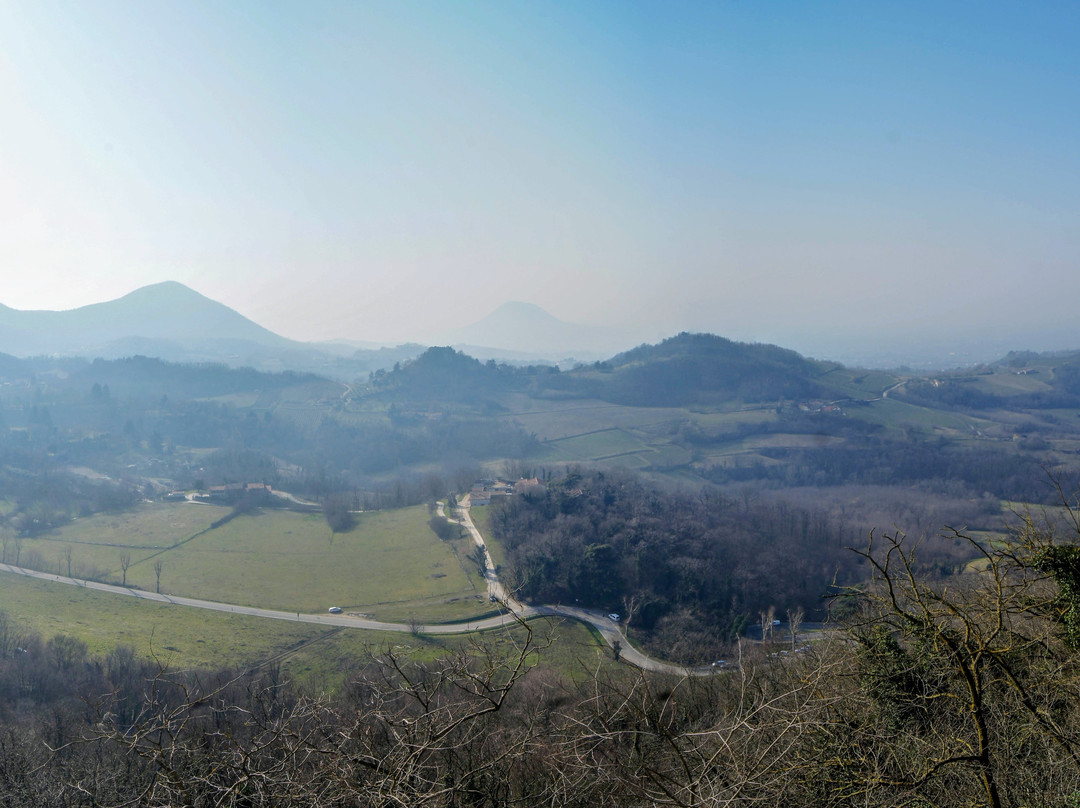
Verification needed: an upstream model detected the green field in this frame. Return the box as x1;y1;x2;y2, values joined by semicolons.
534;424;695;470
543;428;650;459
828;368;900;396
514;398;812;474
0;571;612;688
37;500;229;549
282;615;616;691
508;399;689;441
199;391;262;407
501;391;981;479
19;504;488;620
735;433;847;451
0;571;322;669
467;504;506;572
966;369;1053;396
0;495;616;685
845;397;988;434
685;408;778;429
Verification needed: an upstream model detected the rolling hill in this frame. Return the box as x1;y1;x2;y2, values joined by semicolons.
360;332;855;410
573;332;838;406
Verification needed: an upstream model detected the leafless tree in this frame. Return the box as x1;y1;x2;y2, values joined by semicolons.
93;614;556;806
759;605;776;643
807;519;1080;808
119;553;131;587
472;544;487;576
0;610;25;658
621;593;640;630
787;605;805;650
739;485;760;511
153;559;163;594
562;642;849;807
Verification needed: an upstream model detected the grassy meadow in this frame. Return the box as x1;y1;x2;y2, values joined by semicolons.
0;497;616;686
0;570;321;670
0;570;610;688
15;503;487;619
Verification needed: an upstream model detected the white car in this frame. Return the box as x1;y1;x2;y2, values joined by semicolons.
608;613;621;622
328;606;343;614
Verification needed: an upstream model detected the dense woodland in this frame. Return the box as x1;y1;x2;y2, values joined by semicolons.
703;439;1056;504
490;469;866;661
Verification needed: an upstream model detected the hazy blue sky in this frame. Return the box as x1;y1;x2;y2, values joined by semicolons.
1;1;1078;357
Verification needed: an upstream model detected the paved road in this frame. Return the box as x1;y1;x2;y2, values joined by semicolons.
0;502;697;675
0;562;523;634
439;500;518;608
448;499;695;675
880;380;906;399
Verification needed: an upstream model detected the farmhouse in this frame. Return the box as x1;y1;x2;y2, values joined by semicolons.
207;482;274;504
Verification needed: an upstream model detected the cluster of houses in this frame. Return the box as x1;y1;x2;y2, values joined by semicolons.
192;482;275;505
796;401;844;415
468;477;546;506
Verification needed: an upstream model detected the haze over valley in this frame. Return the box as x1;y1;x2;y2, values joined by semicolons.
3;278;1080;801
2;2;1080;804
6;280;1080;372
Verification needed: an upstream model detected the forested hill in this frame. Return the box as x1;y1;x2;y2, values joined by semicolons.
565;332;838;406
362;347;561;405
610;332;816;369
360;334;848;409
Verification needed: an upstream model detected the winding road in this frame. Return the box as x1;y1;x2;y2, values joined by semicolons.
445;498;691;674
0;499;696;675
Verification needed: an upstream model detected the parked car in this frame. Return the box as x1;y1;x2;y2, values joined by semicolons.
328;606;343;614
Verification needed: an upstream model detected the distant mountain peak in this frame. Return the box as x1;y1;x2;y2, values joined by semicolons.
486;301;564;321
434;301;633;359
119;280;204;299
0;280;289;358
107;281;231;312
